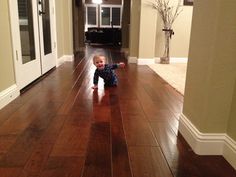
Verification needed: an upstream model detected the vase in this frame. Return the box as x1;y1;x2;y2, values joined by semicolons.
160;29;173;64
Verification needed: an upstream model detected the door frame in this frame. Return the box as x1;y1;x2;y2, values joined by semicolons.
8;0;58;90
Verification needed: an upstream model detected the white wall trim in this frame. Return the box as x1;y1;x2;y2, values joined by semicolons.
155;57;188;64
64;55;74;62
128;57;187;65
223;136;236;170
179;113;236;169
137;58;155;65
0;85;20;110
56;55;74;67
128;56;137;63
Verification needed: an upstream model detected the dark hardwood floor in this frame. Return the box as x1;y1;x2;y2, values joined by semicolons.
0;45;235;177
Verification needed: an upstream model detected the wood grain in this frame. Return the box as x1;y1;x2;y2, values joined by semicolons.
0;46;235;177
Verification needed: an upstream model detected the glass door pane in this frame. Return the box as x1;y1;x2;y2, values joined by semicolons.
87;6;97;25
101;7;110;26
42;0;52;55
17;0;35;64
38;0;56;74
112;7;121;26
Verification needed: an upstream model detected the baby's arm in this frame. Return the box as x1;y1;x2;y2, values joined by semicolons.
111;62;125;69
118;62;125;68
92;71;99;89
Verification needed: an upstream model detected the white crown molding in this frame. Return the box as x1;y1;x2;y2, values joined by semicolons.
179;113;236;170
0;84;20;110
56;55;74;67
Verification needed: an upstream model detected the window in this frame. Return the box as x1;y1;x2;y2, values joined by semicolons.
100;5;122;28
85;4;122;30
112;7;121;26
101;7;110;26
85;5;98;30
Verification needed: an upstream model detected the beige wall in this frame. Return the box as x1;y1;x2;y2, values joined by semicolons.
0;0;16;91
129;0;141;57
55;1;64;58
183;0;236;139
55;0;73;58
155;5;193;57
130;0;193;60
138;0;157;58
228;81;236;139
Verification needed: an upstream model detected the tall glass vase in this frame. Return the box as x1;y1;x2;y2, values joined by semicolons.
160;29;173;64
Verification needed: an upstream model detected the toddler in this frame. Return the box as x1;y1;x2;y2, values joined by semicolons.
92;55;125;89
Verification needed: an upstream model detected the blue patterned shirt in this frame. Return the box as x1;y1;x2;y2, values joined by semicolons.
93;64;119;86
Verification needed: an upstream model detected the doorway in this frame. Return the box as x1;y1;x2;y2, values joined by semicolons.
10;0;56;90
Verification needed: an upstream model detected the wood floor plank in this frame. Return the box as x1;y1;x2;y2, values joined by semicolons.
50;114;91;157
119;100;145;117
0;46;235;177
40;156;85;177
57;58;90;115
109;92;132;177
92;89;111;122
0;103;22;126
19;115;68;177
123;115;158;147
0;102;61;167
0;168;22;177
82;122;112;177
129;146;173;177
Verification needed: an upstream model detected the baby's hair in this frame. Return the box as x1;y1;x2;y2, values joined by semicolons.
93;54;106;64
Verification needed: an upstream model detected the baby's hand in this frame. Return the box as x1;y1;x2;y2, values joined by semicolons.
92;85;98;89
119;62;125;68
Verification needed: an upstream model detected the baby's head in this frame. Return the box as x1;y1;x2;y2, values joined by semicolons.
93;55;106;70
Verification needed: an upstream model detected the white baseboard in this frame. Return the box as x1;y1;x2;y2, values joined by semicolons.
128;57;155;65
56;55;74;67
56;56;65;67
155;57;188;64
137;58;155;65
179;113;236;169
223;137;236;170
128;56;137;63
128;57;187;65
0;84;20;110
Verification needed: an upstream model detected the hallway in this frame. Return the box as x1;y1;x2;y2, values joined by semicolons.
0;46;235;177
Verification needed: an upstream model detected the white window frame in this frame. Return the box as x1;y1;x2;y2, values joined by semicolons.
100;5;122;28
85;4;98;31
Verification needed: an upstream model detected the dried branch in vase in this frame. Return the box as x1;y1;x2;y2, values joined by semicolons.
149;0;183;64
150;0;182;30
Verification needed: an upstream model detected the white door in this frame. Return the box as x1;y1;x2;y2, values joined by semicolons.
10;0;56;89
38;0;56;74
